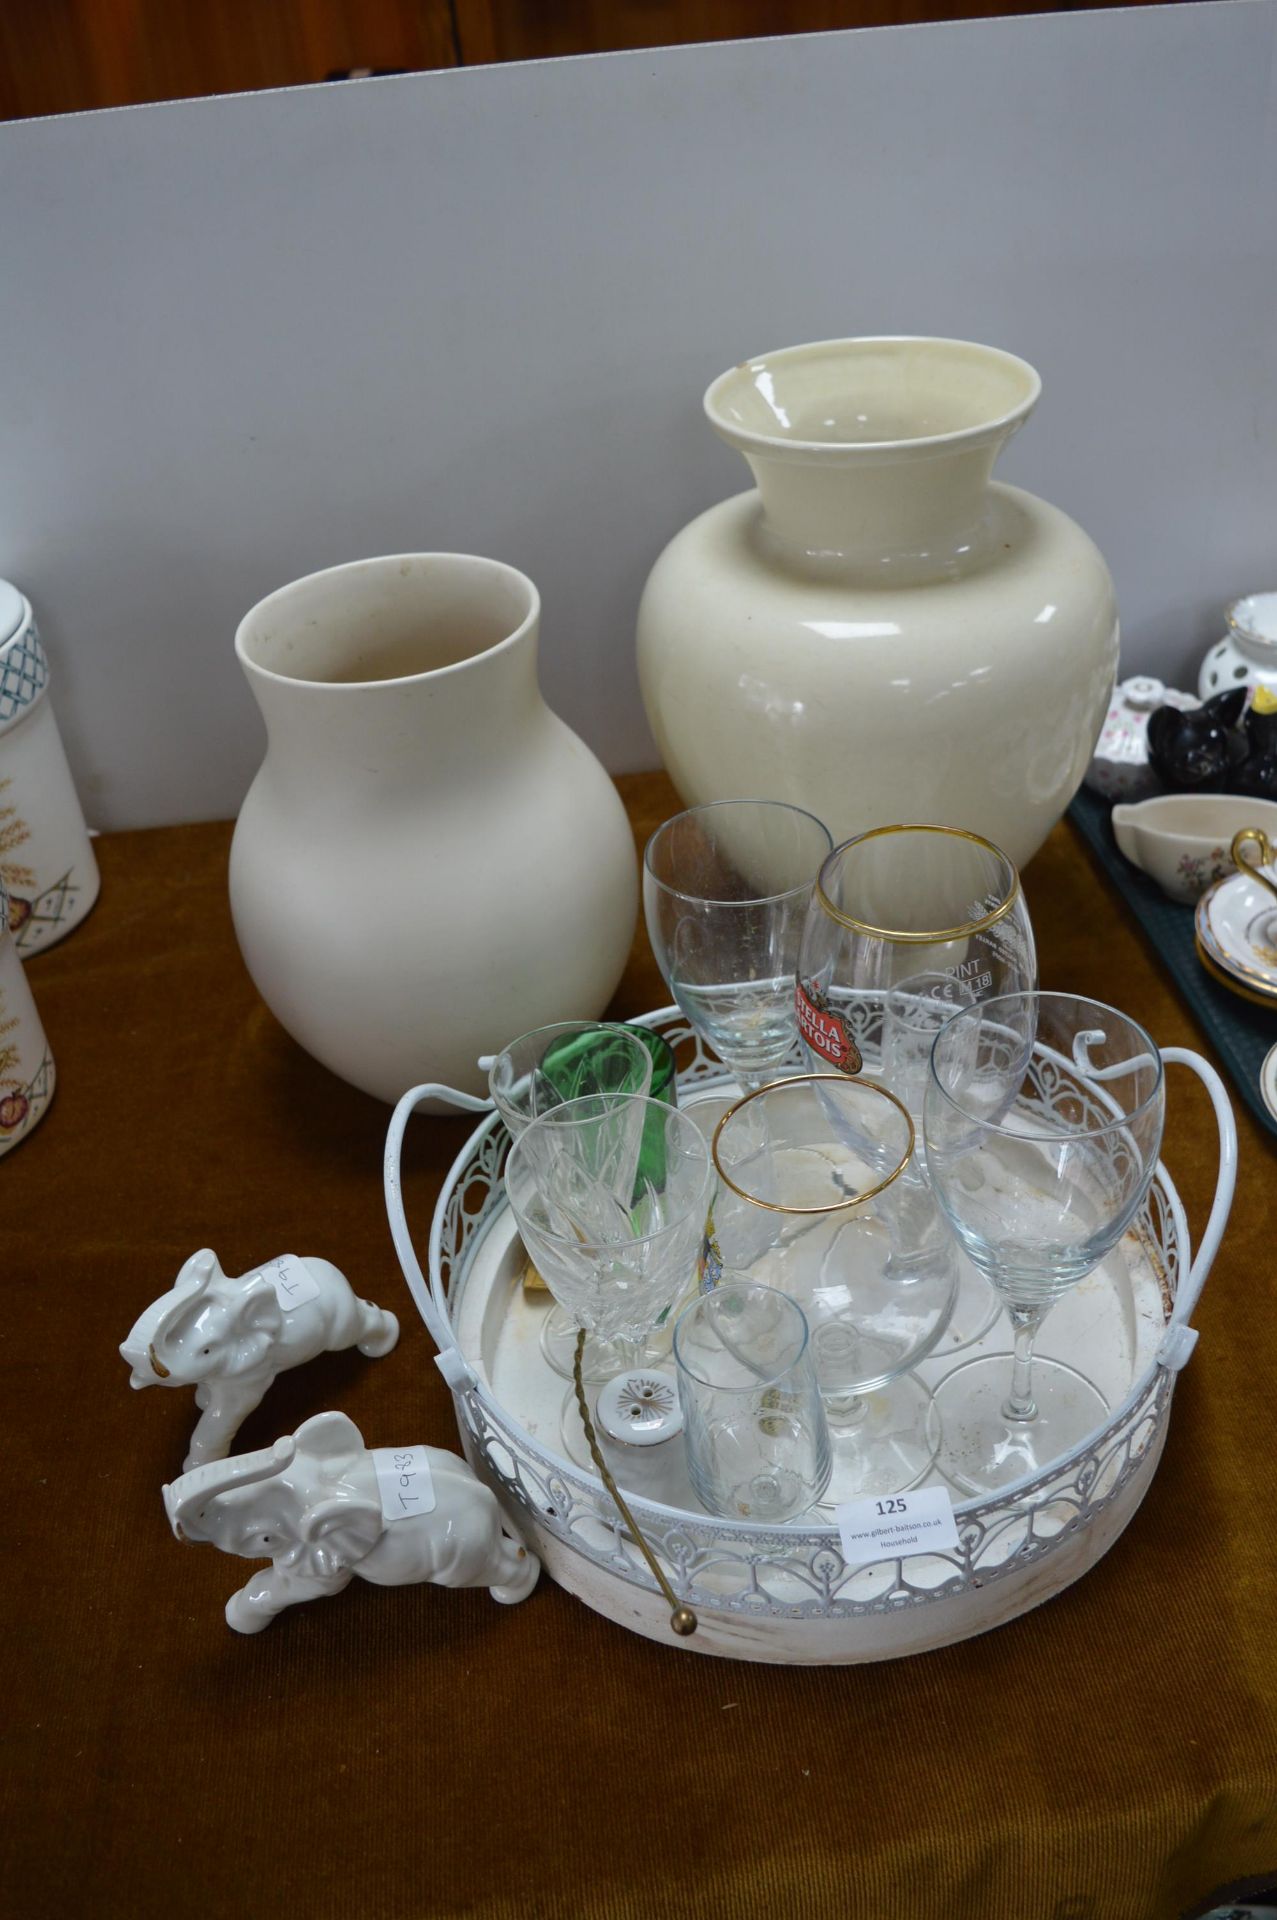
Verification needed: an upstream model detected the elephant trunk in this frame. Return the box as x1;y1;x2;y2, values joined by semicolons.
146;1250;221;1380
164;1436;296;1542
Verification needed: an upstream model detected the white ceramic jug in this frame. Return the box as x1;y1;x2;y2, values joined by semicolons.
637;337;1119;871
229;554;637;1104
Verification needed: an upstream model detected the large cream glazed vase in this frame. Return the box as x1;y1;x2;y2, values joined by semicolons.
637;338;1119;869
229;555;637;1105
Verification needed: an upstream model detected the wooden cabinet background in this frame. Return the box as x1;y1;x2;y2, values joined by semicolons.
1;0;1175;120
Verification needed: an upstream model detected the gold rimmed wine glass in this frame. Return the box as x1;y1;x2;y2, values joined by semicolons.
796;823;1037;1351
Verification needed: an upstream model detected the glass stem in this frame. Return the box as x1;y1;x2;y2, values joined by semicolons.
1002;1305;1046;1423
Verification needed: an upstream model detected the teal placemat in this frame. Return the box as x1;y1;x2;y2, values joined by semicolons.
1069;786;1277;1140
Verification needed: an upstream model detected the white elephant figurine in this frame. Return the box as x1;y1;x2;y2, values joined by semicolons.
162;1411;540;1633
121;1248;399;1471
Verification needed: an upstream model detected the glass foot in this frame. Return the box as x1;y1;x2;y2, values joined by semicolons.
816;1371;942;1506
934;1354;1110;1496
538;1304;674;1383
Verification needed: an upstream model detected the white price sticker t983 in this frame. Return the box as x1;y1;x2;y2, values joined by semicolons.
373;1446;437;1522
835;1487;959;1567
259;1254;321;1312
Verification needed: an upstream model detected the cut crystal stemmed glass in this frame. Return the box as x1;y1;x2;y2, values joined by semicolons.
487;1021;672;1381
796;823;1037;1350
923;991;1166;1495
504;1092;712;1635
644;800;834;1091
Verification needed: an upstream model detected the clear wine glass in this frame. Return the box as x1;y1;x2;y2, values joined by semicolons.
923;991;1166;1495
505;1092;712;1637
707;1074;956;1498
644;800;833;1091
796;823;1037;1350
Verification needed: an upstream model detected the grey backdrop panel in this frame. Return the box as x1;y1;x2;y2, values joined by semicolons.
2;1;1275;828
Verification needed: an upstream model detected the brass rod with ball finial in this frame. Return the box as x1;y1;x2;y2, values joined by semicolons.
573;1329;696;1638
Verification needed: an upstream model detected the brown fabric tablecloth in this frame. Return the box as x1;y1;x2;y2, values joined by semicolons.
5;771;1276;1920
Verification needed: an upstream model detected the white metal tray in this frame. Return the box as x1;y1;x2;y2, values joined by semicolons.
385;1008;1235;1664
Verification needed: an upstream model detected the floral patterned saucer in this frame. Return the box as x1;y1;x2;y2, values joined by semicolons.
1195;869;1277;1001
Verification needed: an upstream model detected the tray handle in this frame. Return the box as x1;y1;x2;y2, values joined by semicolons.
1155;1048;1237;1373
384;1083;493;1370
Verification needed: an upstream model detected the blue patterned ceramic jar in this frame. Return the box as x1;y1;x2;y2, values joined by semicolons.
0;580;99;952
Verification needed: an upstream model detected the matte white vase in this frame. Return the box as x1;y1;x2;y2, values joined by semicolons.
637;337;1119;871
229;554;637;1105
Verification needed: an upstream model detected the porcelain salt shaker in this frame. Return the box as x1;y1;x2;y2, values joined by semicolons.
0;878;55;1153
592;1369;696;1508
1084;676;1198;803
0;581;99;953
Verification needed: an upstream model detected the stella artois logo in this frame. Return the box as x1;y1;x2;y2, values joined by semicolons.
795;978;862;1074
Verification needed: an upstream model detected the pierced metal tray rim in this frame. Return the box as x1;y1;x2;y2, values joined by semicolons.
423;1015;1189;1537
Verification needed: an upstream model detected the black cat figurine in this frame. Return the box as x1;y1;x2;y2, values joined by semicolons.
1146;689;1250;792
